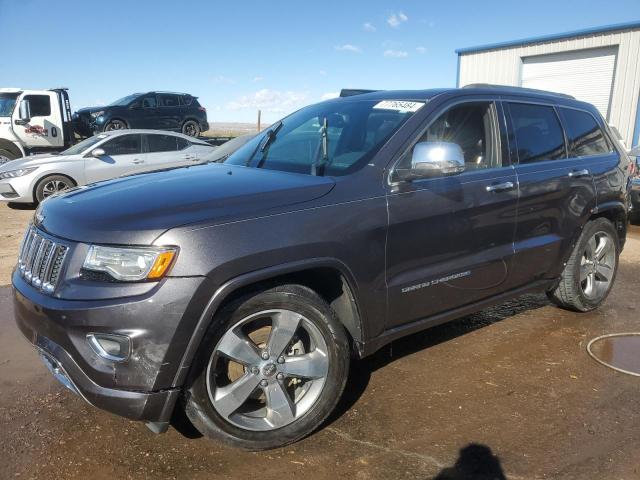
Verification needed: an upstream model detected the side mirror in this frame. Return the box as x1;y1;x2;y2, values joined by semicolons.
408;141;465;180
90;148;105;158
18;99;31;122
629;145;640;157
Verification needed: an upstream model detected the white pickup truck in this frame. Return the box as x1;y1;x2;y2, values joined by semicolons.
0;88;74;163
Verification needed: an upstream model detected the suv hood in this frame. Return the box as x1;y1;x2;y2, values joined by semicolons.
37;163;336;244
75;106;106;115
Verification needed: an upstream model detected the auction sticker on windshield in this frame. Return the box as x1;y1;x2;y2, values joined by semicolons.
373;100;424;112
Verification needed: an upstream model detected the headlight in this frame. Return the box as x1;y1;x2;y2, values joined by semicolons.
90;110;105;118
0;167;38;179
83;245;177;282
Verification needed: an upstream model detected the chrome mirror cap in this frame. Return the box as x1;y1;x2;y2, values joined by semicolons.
90;148;105;158
409;141;465;180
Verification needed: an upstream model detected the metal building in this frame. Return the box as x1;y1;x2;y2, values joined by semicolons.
456;21;640;148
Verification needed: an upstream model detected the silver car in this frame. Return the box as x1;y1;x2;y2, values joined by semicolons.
0;129;215;204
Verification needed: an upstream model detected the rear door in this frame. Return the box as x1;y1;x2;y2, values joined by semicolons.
505;100;597;287
156;94;182;131
385;98;519;328
143;133;199;170
84;134;143;182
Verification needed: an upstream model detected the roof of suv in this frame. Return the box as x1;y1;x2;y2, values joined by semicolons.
332;85;593;109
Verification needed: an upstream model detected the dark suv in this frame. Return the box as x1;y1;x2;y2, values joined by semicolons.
73;91;209;137
13;86;632;450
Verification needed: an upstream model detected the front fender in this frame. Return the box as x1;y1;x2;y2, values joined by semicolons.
169;257;364;388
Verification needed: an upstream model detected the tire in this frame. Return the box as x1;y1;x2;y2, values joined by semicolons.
547;218;619;312
0;148;19;164
182;120;200;137
34;175;76;204
103;119;128;131
183;284;350;450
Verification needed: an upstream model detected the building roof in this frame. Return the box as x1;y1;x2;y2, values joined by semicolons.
456;21;640;55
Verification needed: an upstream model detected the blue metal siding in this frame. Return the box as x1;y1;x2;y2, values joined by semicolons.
456;21;640;55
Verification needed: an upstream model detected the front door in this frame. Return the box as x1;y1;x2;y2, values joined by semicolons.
13;92;64;150
84;133;144;183
385;99;518;328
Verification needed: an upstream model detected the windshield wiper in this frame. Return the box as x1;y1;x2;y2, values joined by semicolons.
311;117;329;176
260;121;283;153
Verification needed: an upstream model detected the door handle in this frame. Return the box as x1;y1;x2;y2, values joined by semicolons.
486;181;515;193
132;158;144;164
568;169;590;178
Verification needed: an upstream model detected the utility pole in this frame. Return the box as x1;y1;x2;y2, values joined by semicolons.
257;110;261;132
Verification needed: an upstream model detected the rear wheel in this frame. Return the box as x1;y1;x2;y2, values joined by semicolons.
34;175;76;204
183;284;350;450
182;120;200;137
548;218;619;312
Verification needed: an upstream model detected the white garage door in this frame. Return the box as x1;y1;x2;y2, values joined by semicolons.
521;47;617;119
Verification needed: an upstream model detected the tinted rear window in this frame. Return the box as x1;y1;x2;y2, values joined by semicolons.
560;108;611;157
509;103;566;164
147;134;178;152
158;94;180;107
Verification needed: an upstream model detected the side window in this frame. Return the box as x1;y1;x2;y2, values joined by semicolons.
147;134;178;153
559;108;611;157
141;96;157;109
101;135;142;156
394;102;500;180
180;95;193;106
176;137;190;150
509;103;566;164
24;95;51;117
158;94;180;108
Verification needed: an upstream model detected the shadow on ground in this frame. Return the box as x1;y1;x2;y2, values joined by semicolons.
433;443;507;480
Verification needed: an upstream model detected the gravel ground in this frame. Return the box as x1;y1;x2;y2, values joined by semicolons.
1;202;639;479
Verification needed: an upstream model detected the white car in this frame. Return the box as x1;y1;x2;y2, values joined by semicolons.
0;129;215;204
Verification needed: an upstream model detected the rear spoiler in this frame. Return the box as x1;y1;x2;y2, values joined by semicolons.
339;89;379;97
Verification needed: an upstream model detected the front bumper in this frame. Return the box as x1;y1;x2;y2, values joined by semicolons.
0;174;36;202
13;270;213;422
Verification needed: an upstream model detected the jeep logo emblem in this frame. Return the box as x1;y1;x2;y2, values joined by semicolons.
262;363;277;377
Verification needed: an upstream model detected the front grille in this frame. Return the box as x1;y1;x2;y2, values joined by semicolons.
17;226;69;294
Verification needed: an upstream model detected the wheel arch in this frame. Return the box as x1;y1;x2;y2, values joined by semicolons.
32;172;78;202
591;201;628;248
172;258;365;388
0;139;24;159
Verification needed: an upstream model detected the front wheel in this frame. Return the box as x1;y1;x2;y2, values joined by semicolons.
183;284;350;450
103;119;127;131
548;218;619;312
34;175;76;204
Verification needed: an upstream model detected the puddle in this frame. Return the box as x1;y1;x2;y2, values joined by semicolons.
587;333;640;376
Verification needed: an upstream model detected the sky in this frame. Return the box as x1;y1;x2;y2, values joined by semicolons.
1;0;638;124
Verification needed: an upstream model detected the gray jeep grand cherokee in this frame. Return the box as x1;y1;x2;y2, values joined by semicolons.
13;86;632;450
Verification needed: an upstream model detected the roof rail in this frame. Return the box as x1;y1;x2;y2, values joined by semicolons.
462;83;576;100
339;89;379;97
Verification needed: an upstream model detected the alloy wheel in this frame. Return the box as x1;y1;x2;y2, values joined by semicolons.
42;179;71;198
206;309;329;431
580;231;616;300
105;120;126;131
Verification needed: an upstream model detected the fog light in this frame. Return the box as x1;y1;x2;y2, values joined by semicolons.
87;333;131;362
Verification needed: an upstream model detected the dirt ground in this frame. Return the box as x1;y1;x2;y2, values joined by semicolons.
1;201;639;480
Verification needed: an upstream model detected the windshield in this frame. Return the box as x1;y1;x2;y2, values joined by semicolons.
0;93;19;117
224;99;424;176
60;134;108;155
108;94;140;107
